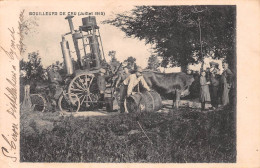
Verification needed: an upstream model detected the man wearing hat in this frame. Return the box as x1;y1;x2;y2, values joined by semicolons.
210;68;220;109
220;62;233;107
97;68;107;108
120;66;151;113
209;61;220;109
48;65;63;111
115;66;130;88
115;66;131;113
209;61;219;74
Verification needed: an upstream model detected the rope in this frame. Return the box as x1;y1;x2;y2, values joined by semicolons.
137;121;153;145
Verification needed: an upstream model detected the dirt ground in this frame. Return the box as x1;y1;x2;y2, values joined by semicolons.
59;99;212;117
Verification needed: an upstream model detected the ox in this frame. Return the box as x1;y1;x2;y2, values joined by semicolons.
142;71;194;108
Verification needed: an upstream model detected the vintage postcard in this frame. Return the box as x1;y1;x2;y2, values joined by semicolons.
0;0;260;167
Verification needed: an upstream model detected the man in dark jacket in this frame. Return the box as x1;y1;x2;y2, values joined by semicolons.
115;67;131;113
97;68;107;108
210;70;220;109
48;65;62;111
220;63;233;106
209;62;220;109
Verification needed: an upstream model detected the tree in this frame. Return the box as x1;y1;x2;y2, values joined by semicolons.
108;50;121;73
108;51;117;63
20;51;44;96
123;56;137;70
146;54;160;71
103;6;236;72
108;50;120;66
20;51;44;82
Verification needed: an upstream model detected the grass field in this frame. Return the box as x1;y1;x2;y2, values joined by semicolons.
20;107;236;163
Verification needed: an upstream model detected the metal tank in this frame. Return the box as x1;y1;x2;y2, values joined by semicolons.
61;15;105;74
60;37;74;75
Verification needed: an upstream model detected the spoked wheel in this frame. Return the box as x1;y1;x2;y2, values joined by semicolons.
68;73;100;111
58;93;80;112
30;94;46;112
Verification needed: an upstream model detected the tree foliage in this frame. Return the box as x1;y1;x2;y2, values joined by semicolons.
20;51;44;81
103;6;236;71
107;50;121;73
123;56;137;70
146;54;161;71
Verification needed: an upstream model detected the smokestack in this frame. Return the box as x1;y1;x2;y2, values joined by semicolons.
60;37;74;75
65;15;75;34
65;15;82;68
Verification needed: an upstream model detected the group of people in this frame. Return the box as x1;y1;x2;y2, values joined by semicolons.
198;62;234;111
115;66;151;113
30;59;234;113
47;64;151;113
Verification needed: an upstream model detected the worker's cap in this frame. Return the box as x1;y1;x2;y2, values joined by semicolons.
209;61;219;66
136;67;143;73
100;68;106;73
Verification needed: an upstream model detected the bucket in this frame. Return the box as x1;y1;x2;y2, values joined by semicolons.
126;91;162;113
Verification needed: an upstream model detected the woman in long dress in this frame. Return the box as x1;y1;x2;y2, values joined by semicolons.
200;71;211;110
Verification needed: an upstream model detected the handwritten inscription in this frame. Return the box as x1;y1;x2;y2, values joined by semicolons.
0;28;19;60
0;26;19;162
1;123;18;162
4;66;17;119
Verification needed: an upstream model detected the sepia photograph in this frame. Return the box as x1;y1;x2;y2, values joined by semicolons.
18;5;236;163
0;0;259;167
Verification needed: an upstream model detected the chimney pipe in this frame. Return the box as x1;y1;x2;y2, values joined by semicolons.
65;15;75;34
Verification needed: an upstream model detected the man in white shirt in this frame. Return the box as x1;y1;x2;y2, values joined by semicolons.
120;67;151;113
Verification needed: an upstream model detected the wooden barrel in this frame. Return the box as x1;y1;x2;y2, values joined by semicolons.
126;91;162;113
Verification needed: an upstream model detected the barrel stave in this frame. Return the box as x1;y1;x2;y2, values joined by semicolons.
126;91;162;113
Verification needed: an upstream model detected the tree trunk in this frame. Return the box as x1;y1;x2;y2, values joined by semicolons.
181;64;188;72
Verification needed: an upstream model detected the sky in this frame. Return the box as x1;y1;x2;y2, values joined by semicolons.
23;5;153;69
22;5;224;73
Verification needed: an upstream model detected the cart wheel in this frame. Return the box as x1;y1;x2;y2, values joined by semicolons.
58;93;80;112
30;94;46;112
68;73;100;110
105;97;113;112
